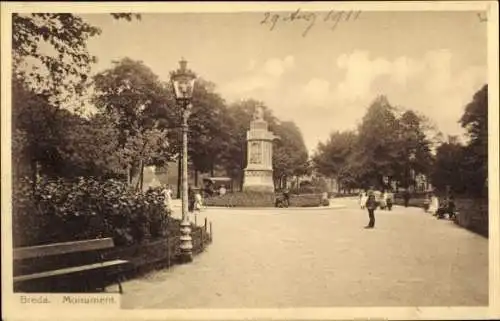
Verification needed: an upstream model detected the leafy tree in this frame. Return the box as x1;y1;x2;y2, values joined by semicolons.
12;78;63;184
272;121;310;189
460;84;488;195
312;130;357;190
431;85;488;196
12;13;141;188
395;110;434;189
431;137;467;193
187;79;230;185
354;95;400;188
12;13;139;105
12;78;128;182
12;13;100;102
92;58;175;186
53;113;127;178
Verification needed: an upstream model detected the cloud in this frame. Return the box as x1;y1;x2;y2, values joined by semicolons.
219;50;485;152
302;78;330;104
293;49;486;151
220;55;295;99
246;59;257;71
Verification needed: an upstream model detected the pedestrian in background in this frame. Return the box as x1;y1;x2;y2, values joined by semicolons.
379;190;387;210
428;193;439;215
360;191;368;209
423;193;431;212
364;192;378;229
386;190;394;211
219;185;227;196
282;187;290;207
194;189;203;212
162;184;173;216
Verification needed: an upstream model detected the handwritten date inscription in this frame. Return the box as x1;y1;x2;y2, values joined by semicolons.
260;9;362;37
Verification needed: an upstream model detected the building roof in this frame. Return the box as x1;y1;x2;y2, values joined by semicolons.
203;177;232;182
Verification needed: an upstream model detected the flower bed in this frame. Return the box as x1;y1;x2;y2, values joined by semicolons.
204;191;275;207
204;191;323;208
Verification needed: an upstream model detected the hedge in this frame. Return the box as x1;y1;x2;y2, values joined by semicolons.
204;191;324;208
12;177;176;248
289;194;324;207
204;191;274;207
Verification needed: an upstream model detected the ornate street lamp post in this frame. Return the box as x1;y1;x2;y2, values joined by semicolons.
170;58;196;263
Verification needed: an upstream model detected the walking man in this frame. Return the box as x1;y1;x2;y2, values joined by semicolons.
365;192;378;229
403;189;411;208
282;187;290;207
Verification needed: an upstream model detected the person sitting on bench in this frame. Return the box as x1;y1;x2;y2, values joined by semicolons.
437;194;456;220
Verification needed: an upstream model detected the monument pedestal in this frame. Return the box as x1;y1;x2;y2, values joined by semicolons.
242;110;276;193
243;169;274;193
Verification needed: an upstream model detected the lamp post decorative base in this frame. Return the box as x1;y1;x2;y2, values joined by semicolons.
178;219;193;263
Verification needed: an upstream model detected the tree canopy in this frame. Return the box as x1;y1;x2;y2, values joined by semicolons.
312;95;434;191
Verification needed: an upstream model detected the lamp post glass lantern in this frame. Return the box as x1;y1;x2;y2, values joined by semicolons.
171;58;196;263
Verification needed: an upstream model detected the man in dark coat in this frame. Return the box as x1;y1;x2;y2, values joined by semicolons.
403;189;411;208
365;192;378;229
282;187;290;208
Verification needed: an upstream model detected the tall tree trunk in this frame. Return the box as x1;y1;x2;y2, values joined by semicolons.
194;169;198;187
30;158;37;194
139;159;144;191
135;159;144;191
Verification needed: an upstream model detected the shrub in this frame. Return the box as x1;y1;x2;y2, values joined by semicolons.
12;177;177;248
289;194;323;207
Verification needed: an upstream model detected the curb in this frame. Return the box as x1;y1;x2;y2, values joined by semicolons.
191;204;347;211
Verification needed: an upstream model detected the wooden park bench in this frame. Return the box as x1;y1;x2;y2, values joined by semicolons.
14;238;129;293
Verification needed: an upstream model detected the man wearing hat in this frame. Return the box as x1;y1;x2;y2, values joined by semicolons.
364;190;378;228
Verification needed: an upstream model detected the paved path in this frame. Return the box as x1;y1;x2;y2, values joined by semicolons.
120;198;488;308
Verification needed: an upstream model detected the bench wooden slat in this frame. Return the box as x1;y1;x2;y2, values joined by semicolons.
14;238;115;260
14;259;128;283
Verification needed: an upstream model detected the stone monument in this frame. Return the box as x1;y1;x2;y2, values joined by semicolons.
243;106;276;192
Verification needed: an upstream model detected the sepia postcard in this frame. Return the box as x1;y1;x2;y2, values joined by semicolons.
1;1;499;320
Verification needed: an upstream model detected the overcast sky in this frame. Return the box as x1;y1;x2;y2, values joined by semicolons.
82;10;487;152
